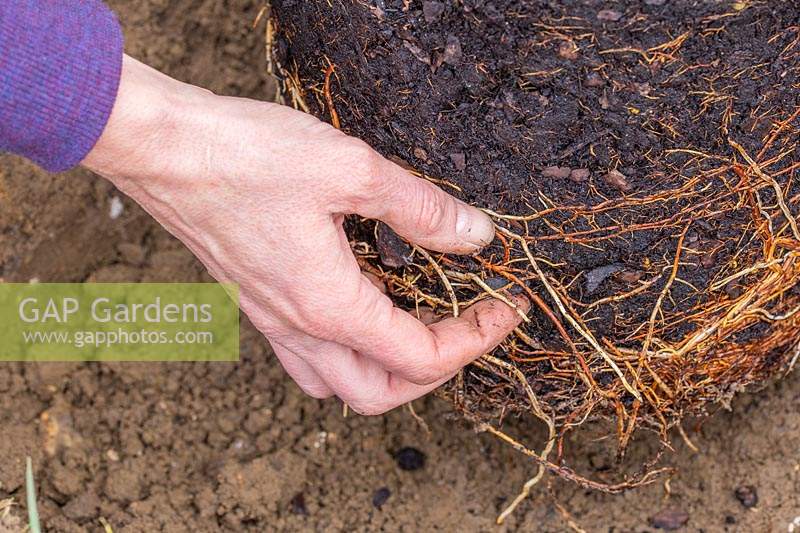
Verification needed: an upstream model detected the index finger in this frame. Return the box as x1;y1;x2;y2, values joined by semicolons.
327;274;530;385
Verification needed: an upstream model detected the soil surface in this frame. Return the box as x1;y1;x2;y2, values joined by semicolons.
272;0;800;461
1;0;799;531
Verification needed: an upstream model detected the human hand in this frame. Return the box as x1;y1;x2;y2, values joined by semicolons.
84;56;529;414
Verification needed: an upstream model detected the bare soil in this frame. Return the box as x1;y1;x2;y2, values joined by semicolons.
1;1;799;531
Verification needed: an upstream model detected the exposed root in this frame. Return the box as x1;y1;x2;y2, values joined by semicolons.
264;9;800;522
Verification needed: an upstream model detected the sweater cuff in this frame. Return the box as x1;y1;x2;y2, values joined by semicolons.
0;1;124;172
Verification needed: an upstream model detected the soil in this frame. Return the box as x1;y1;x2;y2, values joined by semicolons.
1;0;799;531
271;0;800;465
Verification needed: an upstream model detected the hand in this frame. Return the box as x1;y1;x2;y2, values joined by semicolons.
84;56;529;414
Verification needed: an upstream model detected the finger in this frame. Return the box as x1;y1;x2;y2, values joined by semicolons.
316;273;529;386
271;342;335;399
295;336;451;415
284;221;527;387
350;151;495;254
365;289;530;385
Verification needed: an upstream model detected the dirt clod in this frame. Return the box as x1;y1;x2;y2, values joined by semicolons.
413;147;429;161
618;270;644;284
218;450;307;522
422;1;444;23
450;152;466;171
63;491;101;520
376;222;412;268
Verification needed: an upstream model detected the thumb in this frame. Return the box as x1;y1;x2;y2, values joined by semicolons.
353;154;495;254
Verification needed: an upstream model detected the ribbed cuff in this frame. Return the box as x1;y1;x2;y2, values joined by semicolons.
0;1;124;172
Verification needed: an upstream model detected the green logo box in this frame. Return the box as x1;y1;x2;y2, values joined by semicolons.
0;283;239;362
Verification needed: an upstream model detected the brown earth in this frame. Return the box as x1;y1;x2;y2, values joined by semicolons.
0;0;799;531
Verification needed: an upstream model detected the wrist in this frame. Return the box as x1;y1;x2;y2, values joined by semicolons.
82;55;212;187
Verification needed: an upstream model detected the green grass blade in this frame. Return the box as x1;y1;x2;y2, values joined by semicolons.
25;457;41;533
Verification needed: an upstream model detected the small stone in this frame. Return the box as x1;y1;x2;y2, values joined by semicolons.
599;93;611;110
649;508;690;530
450;152;467;171
597;9;623;22
422;1;445;23
557;40;579;60
443;35;462;65
569;169;591;182
603;169;632;193
542;166;572;179
372;487;391;508
735;485;758;508
413;147;428;161
395;447;426;471
290;492;308;515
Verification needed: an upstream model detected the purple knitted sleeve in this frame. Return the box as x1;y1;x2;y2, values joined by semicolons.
0;1;124;172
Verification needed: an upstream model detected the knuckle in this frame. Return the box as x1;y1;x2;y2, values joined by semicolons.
410;186;451;236
345;140;384;190
292;281;388;346
289;302;327;338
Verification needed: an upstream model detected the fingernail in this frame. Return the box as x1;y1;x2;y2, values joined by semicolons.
456;203;495;250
